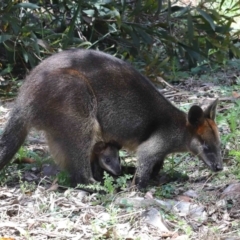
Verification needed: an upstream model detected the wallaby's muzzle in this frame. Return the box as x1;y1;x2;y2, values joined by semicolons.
108;164;122;176
202;153;223;172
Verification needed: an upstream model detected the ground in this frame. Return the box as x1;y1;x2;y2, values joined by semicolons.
0;62;240;240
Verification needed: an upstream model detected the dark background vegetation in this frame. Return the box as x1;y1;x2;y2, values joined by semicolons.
0;0;240;93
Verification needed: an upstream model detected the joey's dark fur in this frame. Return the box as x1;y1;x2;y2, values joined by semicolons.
91;141;121;181
0;49;222;189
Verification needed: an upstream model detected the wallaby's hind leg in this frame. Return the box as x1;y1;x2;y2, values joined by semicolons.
45;117;97;186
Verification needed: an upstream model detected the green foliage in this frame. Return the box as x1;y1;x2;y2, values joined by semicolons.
77;172;132;196
115;173;132;190
102;172;116;194
164;153;189;175
103;172;132;193
16;146;52;168
220;100;240;150
0;1;43;71
57;170;71;186
18;170;37;193
155;183;175;198
229;150;240;162
218;100;240;179
16;146;29;160
0;164;12;186
0;0;240;81
77;181;107;194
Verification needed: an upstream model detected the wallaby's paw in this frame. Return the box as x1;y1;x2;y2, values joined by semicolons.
134;176;148;191
89;177;97;184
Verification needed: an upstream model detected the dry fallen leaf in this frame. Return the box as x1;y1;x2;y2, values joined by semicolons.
176;195;193;202
47;182;59;192
232;91;240;99
221;183;240;199
0;238;16;240
14;157;35;164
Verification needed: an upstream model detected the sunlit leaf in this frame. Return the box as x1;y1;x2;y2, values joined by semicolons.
155;0;163;16
83;9;95;17
230;44;240;58
31;33;40;56
0;34;12;43
28;53;37;68
0;65;13;76
176;6;190;17
187;12;193;43
219;0;225;10
22;48;29;63
197;8;215;31
137;28;153;45
131;28;140;49
14;3;39;9
131;0;142;16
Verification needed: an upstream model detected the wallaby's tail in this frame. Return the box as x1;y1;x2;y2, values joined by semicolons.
0;106;28;169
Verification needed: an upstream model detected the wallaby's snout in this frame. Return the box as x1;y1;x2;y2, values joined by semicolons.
215;162;223;171
112;161;122;175
99;157;122;176
202;152;223;172
189;136;223;173
212;161;223;172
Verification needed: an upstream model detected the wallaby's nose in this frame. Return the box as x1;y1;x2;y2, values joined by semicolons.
115;168;122;175
216;164;223;171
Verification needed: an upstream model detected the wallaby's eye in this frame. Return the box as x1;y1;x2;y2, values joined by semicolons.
105;158;111;163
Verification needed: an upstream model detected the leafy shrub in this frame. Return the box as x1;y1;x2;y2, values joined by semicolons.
0;0;240;79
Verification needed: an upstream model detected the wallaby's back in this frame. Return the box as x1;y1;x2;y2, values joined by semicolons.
22;49;180;146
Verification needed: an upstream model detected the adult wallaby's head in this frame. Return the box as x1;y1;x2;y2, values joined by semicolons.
187;99;222;172
93;141;122;176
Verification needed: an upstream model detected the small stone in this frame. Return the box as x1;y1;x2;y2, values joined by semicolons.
142;207;169;232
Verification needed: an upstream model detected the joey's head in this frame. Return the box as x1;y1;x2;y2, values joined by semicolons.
93;141;122;176
187;99;222;172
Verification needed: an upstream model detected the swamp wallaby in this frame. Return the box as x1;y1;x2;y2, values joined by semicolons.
0;49;222;189
92;141;121;181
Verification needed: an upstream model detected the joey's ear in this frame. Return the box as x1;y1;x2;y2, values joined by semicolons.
204;98;218;120
93;141;106;154
108;140;122;150
188;105;204;126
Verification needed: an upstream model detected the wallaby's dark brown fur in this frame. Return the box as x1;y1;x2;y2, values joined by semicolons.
0;49;222;189
91;141;121;181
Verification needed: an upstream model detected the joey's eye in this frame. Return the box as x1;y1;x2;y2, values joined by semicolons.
105;158;111;163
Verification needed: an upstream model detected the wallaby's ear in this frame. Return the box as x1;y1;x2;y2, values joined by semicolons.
188;105;204;126
93;141;106;154
204;98;218;120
